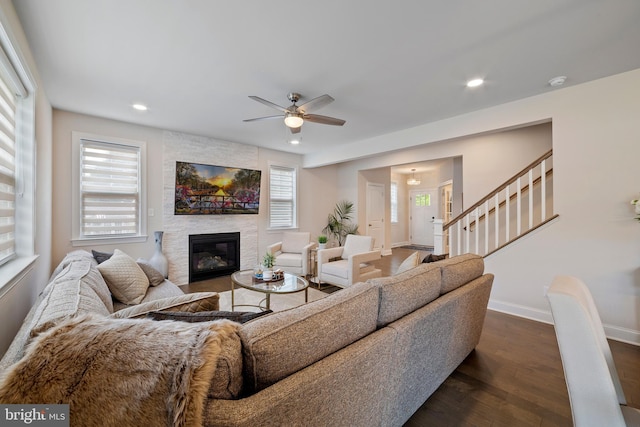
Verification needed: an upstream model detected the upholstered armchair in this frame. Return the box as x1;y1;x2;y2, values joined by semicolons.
267;232;316;276
317;235;381;288
547;276;640;426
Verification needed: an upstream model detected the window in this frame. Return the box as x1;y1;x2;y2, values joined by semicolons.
269;164;296;228
415;193;431;206
390;182;398;223
0;41;30;267
72;133;146;244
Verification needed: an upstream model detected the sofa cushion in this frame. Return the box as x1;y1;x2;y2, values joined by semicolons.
437;253;485;294
147;310;272;324
29;251;114;336
273;252;302;268
240;281;379;393
97;249;150;304
395;251;421;275
280;232;310;253
368;263;442;327
111;292;220;319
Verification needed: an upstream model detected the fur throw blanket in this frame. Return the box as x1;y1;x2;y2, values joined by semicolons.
0;314;240;427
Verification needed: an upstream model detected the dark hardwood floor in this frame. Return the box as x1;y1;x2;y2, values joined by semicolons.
181;248;640;426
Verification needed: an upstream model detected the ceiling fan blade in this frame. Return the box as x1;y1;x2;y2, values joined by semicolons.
243;115;284;122
290;126;301;134
296;94;334;113
303;114;346;126
248;96;288;113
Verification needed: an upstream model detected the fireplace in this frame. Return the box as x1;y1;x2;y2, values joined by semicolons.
189;232;240;282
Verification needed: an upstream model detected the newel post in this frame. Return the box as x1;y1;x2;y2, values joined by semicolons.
433;219;444;255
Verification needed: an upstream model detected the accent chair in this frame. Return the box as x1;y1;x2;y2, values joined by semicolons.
316;234;381;288
267;232;316;276
546;275;640;427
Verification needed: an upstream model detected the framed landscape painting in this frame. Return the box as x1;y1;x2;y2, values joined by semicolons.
174;161;261;215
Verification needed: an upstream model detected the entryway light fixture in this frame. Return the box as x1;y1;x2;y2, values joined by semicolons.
407;169;421;186
284;112;304;128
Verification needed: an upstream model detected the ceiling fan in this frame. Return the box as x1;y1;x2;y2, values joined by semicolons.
244;92;346;134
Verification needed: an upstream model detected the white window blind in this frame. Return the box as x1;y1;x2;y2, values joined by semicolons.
80;139;141;237
0;74;16;265
390;182;398;223
269;165;296;228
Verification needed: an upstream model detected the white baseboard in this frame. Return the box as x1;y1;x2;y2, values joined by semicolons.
488;298;640;346
391;241;410;248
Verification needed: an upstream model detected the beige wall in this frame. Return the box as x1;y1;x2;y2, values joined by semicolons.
52;110;166;266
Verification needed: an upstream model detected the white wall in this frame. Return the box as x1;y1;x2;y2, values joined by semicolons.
313;70;640;344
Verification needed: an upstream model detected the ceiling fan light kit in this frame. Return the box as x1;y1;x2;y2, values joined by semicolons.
284;113;303;128
244;92;346;135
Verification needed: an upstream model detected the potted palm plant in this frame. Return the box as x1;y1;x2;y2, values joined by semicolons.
322;200;359;246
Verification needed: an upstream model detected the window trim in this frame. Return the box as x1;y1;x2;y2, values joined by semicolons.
71;132;147;246
268;162;298;230
0;10;38;292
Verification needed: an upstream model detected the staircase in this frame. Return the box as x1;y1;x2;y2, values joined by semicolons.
440;149;557;257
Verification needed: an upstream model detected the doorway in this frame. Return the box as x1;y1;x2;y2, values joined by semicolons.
366;183;385;252
409;188;438;246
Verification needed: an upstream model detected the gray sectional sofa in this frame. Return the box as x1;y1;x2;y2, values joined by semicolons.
0;251;493;426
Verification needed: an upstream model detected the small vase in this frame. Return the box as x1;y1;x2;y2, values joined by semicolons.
149;231;169;278
318;243;327;250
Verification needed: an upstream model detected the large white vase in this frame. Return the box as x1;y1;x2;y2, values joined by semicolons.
149;231;169;278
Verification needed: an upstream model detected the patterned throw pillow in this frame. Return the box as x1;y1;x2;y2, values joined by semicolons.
97;249;150;304
422;253;448;263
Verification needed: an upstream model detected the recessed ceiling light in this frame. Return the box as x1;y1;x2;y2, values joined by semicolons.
132;103;148;111
289;137;300;145
466;78;484;88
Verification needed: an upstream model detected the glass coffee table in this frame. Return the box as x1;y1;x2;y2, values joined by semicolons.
230;270;309;311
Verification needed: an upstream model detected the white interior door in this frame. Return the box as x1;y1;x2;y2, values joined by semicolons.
366;183;385;252
410;188;438;246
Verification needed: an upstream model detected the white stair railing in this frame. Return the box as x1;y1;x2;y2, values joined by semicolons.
440;149;556;257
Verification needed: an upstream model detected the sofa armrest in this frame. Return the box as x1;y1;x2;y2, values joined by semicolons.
349;250;381;282
267;242;283;256
300;242;317;275
317;247;343;264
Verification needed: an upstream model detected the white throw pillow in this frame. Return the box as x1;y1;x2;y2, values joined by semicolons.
97;249;150;304
395;251;421;275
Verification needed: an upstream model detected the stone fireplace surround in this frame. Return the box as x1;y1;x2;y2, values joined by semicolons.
162;131;259;285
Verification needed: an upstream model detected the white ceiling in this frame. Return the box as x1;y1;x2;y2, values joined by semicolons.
12;0;640;159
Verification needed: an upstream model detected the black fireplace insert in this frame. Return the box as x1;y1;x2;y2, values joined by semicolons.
189;232;240;282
